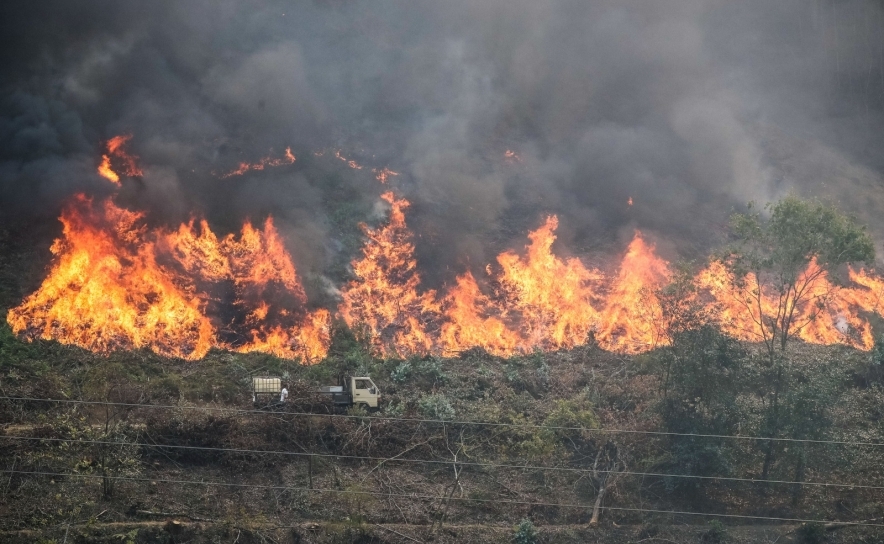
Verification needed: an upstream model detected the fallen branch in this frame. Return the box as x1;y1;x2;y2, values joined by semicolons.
134;510;215;522
373;523;423;543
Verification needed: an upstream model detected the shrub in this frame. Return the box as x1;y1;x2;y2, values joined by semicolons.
512;518;539;544
418;394;455;420
390;361;411;384
415;357;448;384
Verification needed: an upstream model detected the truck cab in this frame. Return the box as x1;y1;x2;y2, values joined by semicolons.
350;377;381;409
319;375;381;411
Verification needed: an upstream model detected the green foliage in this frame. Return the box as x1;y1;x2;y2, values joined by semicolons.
725;196;874;354
111;529;139;544
656;325;747;490
390;361;411;383
325;320;374;365
865;335;884;385
728;195;874;283
383;400;405;416
418;393;455;420
30;409;141;500
413;356;448;384
512;518;539;544
544;398;599;436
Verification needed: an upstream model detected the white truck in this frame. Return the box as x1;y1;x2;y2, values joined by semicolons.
319;375;382;412
251;375;382;411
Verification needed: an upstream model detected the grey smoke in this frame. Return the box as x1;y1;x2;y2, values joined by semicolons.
2;0;884;293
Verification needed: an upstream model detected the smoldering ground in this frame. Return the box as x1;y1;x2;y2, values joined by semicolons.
2;0;884;290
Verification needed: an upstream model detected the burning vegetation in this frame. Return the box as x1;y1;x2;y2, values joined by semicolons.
7;195;329;362
219;147;296;178
8;142;884;362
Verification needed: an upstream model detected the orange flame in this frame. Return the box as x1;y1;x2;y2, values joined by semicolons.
339;192;440;356
334;150;363;170
596;233;670;353
439;271;520;356
7;196;329;362
493;216;603;351
695;259;878;351
220;147;295;178
97;134;142;185
373;167;399;184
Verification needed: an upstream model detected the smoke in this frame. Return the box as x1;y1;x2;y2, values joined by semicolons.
2;0;884;291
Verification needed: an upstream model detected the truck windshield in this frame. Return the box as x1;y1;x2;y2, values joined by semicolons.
354;379;369;390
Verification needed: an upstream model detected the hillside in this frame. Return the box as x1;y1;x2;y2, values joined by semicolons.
2;322;884;543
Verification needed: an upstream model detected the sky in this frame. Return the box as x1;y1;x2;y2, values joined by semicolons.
2;0;884;286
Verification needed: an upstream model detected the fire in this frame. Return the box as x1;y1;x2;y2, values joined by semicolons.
7;195;329;362
493;216;603;351
504;149;522;163
7;195;213;359
219;147;295;178
17;133;884;361
439;271;520;357
97;134;142;185
341;205;671;357
373;167;399;184
334;150;363;170
439;217;605;355
695;259;878;350
339;192;440;356
597;233;670;353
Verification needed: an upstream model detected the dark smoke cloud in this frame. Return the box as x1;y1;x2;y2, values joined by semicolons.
2;0;884;291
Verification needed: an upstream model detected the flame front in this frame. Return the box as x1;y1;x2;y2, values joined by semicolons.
694;259;882;351
493;216;604;351
16;150;884;362
8;195;329;362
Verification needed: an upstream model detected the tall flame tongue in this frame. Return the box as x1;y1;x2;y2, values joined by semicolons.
8;196;329;362
340;192;440;357
97;134;142;185
7;195;213;359
493;216;602;351
440;216;607;356
597;232;670;353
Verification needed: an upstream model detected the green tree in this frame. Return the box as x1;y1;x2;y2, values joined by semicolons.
722;196;874;480
657;325;747;496
781;362;839;506
657;266;747;497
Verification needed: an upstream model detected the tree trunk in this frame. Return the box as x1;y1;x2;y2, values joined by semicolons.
589;473;609;528
761;366;783;481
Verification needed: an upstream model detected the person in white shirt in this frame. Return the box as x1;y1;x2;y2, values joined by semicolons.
279;386;289;403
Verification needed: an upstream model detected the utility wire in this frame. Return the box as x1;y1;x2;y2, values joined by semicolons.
3;469;883;528
3;435;883;491
3;396;883;447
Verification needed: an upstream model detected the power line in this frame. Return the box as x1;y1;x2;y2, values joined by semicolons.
6;435;883;490
3;469;882;528
4;395;883;447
